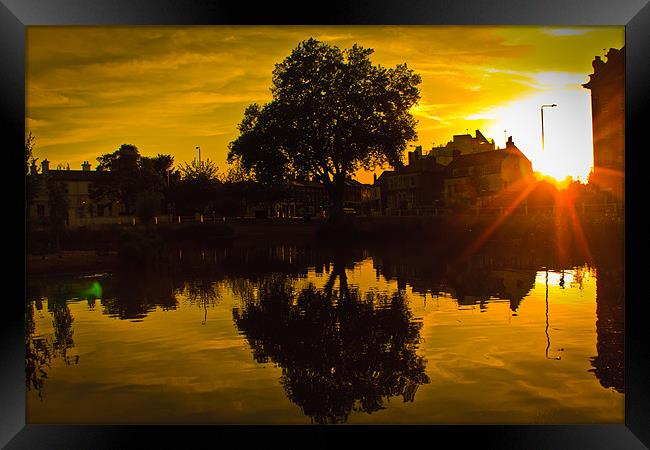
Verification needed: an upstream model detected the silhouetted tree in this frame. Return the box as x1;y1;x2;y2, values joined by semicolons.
25;132;35;174
25;132;42;213
170;159;222;215
135;190;164;224
223;159;254;183
229;38;422;221
91;144;171;215
148;154;175;180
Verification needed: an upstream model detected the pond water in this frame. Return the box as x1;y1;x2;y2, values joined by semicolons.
26;242;624;424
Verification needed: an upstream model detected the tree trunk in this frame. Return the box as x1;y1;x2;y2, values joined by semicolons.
328;175;346;223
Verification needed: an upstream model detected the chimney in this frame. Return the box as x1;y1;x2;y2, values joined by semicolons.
506;136;514;149
593;55;605;72
82;161;91;171
41;159;50;173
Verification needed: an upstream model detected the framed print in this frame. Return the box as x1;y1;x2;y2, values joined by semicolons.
3;0;649;448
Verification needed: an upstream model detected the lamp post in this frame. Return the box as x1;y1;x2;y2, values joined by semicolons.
545;269;550;358
540;104;557;151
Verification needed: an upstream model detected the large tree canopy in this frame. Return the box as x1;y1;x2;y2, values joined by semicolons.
228;38;421;219
91;144;173;214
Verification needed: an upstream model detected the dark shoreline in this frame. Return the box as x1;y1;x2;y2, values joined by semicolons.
26;214;623;276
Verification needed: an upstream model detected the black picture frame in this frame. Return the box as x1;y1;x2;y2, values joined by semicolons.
3;0;648;448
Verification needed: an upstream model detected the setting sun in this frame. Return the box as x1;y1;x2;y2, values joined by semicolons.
476;89;595;183
24;24;626;428
26;26;623;185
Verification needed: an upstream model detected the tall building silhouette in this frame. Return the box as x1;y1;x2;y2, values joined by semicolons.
582;47;625;202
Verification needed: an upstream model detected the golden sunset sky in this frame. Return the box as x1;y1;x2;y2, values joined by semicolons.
26;26;624;183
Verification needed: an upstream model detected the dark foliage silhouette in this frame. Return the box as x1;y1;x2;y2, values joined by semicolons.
25;298;78;400
229;38;421;221
232;269;429;423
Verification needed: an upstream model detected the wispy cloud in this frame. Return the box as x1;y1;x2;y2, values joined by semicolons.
543;28;595;36
26;25;623;177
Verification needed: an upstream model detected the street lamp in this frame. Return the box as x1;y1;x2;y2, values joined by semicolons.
540;104;557;151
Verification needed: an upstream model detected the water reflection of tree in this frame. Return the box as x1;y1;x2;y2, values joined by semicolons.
26;299;50;400
232;270;429;424
180;278;221;324
25;298;78;400
100;272;178;321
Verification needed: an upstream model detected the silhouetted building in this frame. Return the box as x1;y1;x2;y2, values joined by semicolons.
433;129;496;165
252;178;375;219
343;179;375;215
28;161;126;227
444;136;533;207
367;175;382;215
381;146;446;215
582;47;624;202
272;180;329;218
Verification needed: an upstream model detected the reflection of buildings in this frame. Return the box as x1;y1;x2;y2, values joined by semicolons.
446;268;536;312
582;47;625;202
371;245;536;312
590;268;624;393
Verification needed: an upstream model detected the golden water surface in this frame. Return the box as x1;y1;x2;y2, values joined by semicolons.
26;245;624;424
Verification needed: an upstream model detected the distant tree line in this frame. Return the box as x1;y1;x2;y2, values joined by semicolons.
26;37;607;229
25;137;286;226
26;37;423;225
89;143;284;220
